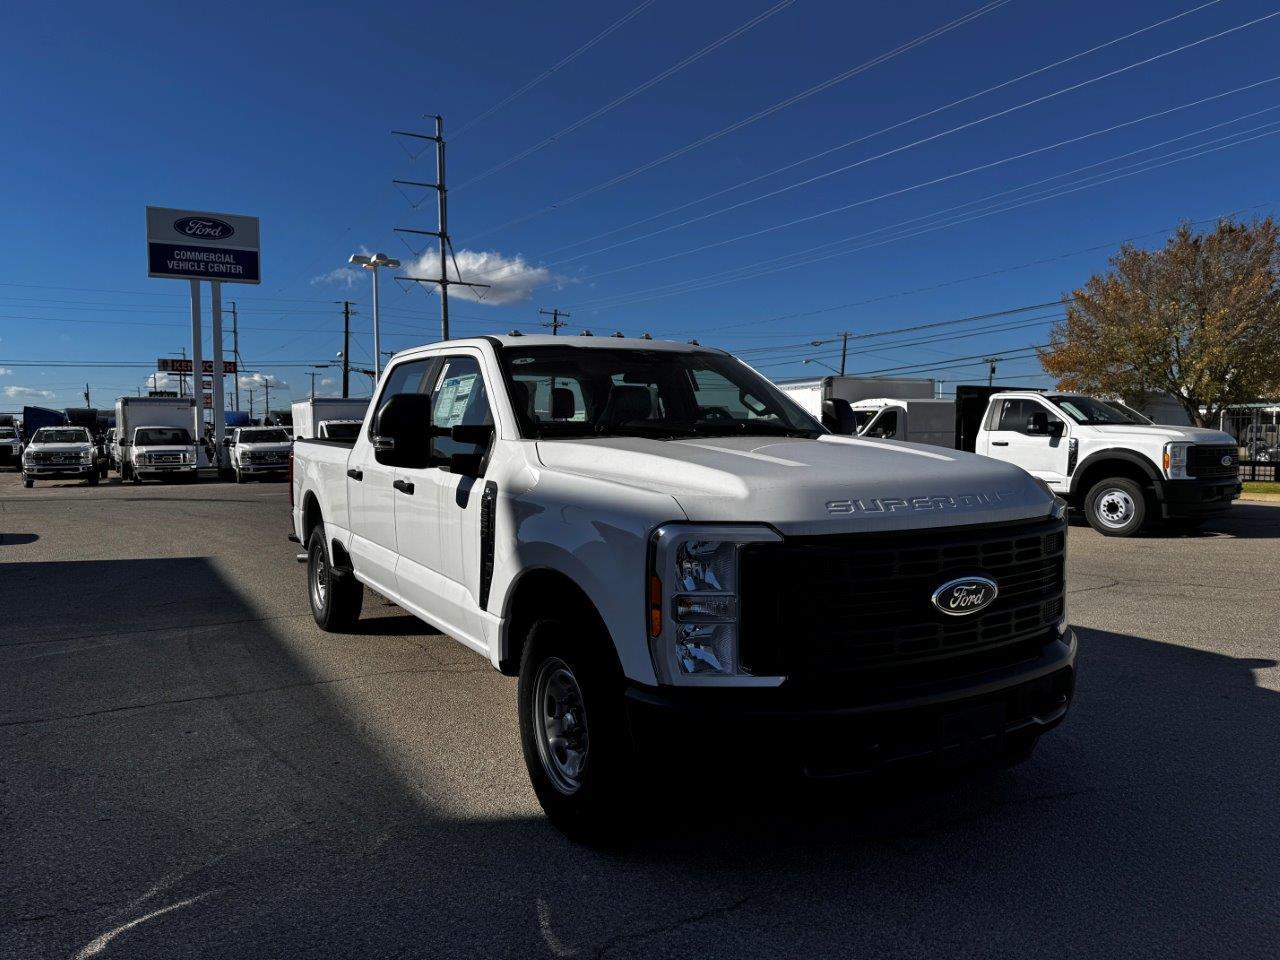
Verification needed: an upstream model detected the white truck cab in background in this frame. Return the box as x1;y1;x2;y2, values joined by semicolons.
291;397;371;441
115;396;200;484
826;385;1241;536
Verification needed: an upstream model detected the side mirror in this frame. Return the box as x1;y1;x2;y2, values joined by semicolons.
450;424;494;446
821;398;856;435
371;393;433;468
1026;411;1049;435
1048;419;1065;438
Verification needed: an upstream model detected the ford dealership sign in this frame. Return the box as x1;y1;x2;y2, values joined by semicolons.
146;206;260;284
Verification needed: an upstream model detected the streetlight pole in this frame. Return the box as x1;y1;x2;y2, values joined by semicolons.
349;253;400;381
803;358;842;374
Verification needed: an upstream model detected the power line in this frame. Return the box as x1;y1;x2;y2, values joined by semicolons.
462;0;1016;241
455;0;797;190
452;0;660;138
535;0;1227;263
566;121;1280;313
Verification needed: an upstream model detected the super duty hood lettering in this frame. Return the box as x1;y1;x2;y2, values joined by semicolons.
827;491;1016;515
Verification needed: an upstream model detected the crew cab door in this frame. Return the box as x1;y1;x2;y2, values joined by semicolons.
982;397;1071;484
393;352;494;650
349;358;436;596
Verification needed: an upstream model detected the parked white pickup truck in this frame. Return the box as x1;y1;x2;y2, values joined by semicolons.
291;336;1075;836
21;426;98;487
836;386;1240;536
225;426;293;483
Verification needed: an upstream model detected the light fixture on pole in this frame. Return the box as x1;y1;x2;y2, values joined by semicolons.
803;358;841;374
349;252;400;380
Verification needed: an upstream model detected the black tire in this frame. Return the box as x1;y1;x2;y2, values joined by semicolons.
518;617;635;842
235;468;245;484
22;476;33;488
1084;476;1148;537
87;471;99;486
306;528;363;631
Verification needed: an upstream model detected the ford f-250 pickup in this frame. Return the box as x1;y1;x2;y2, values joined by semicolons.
291;336;1075;837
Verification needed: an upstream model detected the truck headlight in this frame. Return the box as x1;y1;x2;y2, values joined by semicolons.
647;524;783;685
1163;442;1190;479
79;451;93;463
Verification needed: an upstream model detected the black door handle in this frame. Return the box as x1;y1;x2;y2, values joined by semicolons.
347;468;363;481
992;441;1009;446
393;479;415;495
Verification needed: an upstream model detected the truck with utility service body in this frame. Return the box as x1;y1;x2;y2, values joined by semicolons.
291;336;1075;836
838;386;1240;536
225;426;293;482
115;396;201;483
21;426;98;487
290;397;371;441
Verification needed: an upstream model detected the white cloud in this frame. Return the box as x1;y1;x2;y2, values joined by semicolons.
0;367;13;376
311;267;363;289
4;385;55;400
406;248;554;305
320;377;336;387
238;372;289;391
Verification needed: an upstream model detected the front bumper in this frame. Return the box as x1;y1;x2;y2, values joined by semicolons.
1155;478;1241;517
625;630;1077;778
135;464;197;476
238;462;288;474
22;463;93;476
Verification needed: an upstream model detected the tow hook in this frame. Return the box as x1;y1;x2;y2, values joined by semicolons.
295;552;308;563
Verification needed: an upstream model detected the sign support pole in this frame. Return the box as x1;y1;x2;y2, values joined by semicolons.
211;280;226;466
189;279;204;458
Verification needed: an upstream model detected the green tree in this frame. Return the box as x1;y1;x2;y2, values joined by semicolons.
1039;218;1280;427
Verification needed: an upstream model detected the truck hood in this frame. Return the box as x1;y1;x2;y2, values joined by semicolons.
1081;423;1235;445
536;434;1054;534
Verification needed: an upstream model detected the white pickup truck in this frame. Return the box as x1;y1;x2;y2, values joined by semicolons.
20;426;99;487
291;336;1075;836
225;426;293;483
839;387;1241;536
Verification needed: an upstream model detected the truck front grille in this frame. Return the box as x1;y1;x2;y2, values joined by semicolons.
1188;445;1238;479
738;516;1066;683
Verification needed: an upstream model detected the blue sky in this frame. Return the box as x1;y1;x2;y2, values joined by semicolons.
3;0;1280;412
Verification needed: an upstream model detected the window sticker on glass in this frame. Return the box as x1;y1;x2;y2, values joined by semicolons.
435;373;477;428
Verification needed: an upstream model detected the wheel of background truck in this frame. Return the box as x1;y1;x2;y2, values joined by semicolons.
87;471;99;486
132;471;143;485
518;618;634;842
22;476;33;488
1084;477;1147;537
306;527;363;631
235;468;244;484
98;464;108;479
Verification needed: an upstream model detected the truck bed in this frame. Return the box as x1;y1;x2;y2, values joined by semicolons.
292;438;354;538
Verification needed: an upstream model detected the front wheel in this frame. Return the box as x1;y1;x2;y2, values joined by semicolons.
87;471;99;486
518;619;635;841
1084;477;1148;537
306;528;363;631
22;475;33;488
235;468;245;484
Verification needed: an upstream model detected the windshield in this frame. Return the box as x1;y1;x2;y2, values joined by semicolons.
320;422;360;440
0;428;16;439
497;346;824;440
239;429;290;443
1048;395;1149;425
135;427;192;445
33;428;89;444
1104;400;1153;424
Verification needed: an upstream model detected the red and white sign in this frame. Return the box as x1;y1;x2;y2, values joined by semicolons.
157;358;237;374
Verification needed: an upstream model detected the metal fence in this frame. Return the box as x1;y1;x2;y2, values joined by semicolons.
1239;460;1278;483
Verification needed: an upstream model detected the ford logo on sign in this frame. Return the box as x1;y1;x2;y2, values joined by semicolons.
174;216;235;240
931;576;998;616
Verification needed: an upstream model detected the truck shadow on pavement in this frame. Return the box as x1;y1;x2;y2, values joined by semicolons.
2;558;1277;959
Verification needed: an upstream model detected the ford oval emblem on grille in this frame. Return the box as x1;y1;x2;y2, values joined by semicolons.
931;576;998;616
173;216;234;240
1221;454;1233;467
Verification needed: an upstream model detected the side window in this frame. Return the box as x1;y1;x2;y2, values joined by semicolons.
430;356;492;462
996;399;1029;432
868;409;898;439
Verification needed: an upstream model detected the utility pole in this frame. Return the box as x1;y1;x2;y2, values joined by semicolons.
247;388;255;422
84;383;90;408
228;300;241;412
539;308;570;335
307;369;323;399
339;300;353;398
392;115;490;341
985;356;999;386
838;332;850;375
263;380;271;424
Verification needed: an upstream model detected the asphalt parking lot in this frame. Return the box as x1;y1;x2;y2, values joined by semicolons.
2;471;1278;959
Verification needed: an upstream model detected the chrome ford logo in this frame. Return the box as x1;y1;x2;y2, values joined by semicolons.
931;576;998;616
1221;455;1233;467
173;216;234;240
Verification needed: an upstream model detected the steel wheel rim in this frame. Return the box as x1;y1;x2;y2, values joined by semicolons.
533;658;589;795
1096;488;1135;529
310;546;328;611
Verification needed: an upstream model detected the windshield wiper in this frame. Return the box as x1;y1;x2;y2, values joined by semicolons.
693;420;819;438
595;421;701;440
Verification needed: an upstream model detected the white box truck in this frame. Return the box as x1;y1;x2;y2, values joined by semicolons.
290;398;371;440
776;376;935;427
115;396;200;483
